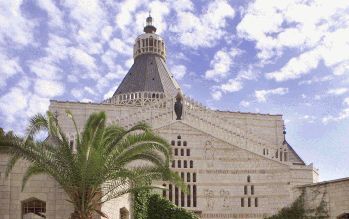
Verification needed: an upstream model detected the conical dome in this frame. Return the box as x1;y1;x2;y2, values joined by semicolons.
108;15;181;105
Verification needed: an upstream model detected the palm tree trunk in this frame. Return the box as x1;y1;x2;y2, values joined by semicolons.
70;211;80;219
70;211;93;219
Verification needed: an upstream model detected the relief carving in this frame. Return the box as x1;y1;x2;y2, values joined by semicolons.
204;140;215;167
204;189;215;210
220;189;230;209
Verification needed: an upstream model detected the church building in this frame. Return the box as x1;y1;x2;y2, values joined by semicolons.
3;15;349;219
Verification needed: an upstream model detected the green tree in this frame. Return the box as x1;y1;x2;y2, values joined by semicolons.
147;194;198;219
0;111;183;219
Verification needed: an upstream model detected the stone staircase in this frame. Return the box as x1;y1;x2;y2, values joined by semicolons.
110;95;281;162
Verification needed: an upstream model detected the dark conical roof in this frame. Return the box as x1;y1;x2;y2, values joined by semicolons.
113;54;181;97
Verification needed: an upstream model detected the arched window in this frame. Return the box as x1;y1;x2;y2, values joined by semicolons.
181;149;184;156
178;160;181;168
120;207;130;219
255;197;258;207
172;160;175;168
183;141;187;146
193;173;196;182
248;197;251;207
22;198;46;218
247;175;251;183
251;185;254;195
177;141;181;146
190;160;193;168
244;185;248;195
174;149;178;156
177;135;181;139
171;140;175;146
241;198;244;207
187;172;191;182
184;160;187;168
181;172;184;180
186;149;190;156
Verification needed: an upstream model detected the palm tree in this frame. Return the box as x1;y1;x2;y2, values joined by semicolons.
0;111;183;219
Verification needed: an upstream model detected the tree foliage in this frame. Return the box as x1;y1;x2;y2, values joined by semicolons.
146;194;198;219
265;191;329;219
0;111;184;219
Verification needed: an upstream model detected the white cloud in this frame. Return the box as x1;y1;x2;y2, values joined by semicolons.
71;89;83;99
62;0;109;54
265;49;321;81
26;95;50;118
220;79;243;93
109;38;133;56
69;48;97;73
171;65;187;80
45;34;71;61
238;0;349;80
255;87;288;102
211;90;222;101
205;49;240;80
327;88;348;96
209;64;258;100
240;100;250;107
344;97;349;106
170;0;235;48
322;108;349;124
298;75;334;85
29;58;62;80
36;0;64;28
0;88;28;117
34;79;64;98
0;1;37;46
302;115;316;123
0;54;22;88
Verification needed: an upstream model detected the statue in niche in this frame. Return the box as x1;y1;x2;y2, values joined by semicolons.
204;189;215;210
174;92;183;120
204;140;215;167
220;189;230;209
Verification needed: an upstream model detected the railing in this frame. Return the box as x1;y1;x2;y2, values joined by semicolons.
103;92;166;106
182;96;281;161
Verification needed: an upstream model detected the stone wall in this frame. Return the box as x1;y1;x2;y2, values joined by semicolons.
0;153;72;219
297;178;349;219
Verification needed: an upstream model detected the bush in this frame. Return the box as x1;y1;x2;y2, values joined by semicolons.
147;194;198;219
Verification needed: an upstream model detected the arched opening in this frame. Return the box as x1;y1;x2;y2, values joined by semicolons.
22;198;46;218
120;207;129;219
338;213;349;219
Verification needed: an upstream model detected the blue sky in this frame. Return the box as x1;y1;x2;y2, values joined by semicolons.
0;0;349;181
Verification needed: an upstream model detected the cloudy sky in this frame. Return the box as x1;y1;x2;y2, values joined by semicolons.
1;0;349;181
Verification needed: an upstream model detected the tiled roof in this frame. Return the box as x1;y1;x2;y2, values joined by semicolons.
113;54;181;97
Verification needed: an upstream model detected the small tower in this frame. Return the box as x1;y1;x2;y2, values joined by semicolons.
144;13;157;33
133;14;166;60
